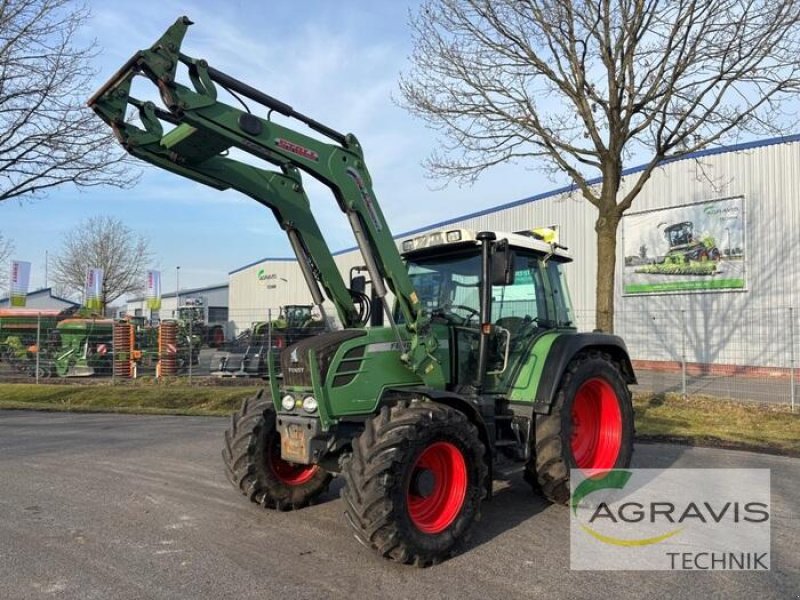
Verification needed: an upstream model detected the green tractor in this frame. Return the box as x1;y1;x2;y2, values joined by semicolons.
268;304;324;349
663;221;721;264
91;17;636;566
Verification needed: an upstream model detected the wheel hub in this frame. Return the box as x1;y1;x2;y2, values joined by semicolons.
410;468;436;498
267;440;318;485
406;441;468;534
570;377;623;472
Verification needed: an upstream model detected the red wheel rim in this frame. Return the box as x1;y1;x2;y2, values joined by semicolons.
267;441;318;485
407;441;468;534
570;378;623;472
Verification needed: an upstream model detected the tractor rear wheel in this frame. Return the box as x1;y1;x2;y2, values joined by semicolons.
341;399;486;566
222;390;331;510
526;351;634;505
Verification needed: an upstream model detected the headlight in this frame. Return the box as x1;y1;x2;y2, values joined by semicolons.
281;395;295;411
302;396;318;413
446;230;462;242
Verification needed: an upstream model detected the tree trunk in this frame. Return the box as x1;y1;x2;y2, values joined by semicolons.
594;208;621;333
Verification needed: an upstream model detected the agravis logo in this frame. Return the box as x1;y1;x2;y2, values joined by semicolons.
570;469;771;571
571;471;682;546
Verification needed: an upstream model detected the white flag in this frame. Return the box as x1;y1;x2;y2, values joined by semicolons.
10;260;31;307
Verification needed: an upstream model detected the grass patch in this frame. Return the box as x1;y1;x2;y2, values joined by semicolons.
0;382;259;416
1;384;797;456
633;392;800;456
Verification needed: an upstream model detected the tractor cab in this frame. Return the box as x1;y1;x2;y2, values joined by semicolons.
664;221;695;249
400;228;575;393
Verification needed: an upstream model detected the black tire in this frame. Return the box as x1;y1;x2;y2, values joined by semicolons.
525;351;634;505
222;390;332;510
341;399;487;567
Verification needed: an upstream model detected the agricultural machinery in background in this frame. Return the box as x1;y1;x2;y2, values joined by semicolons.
210;306;324;378
0;309;113;378
0;308;198;378
176;297;229;348
91;17;636;567
635;221;722;276
267;304;324;349
117;316;200;375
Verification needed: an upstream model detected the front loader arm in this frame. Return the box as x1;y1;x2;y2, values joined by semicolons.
88;17;443;384
91;75;360;327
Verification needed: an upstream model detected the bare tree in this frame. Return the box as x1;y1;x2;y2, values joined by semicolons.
51;216;152;309
0;0;137;203
0;233;13;293
401;0;800;331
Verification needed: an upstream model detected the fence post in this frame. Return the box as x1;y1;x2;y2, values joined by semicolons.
35;312;41;385
790;306;796;413
267;309;272;377
188;330;193;385
681;309;687;399
111;320;116;385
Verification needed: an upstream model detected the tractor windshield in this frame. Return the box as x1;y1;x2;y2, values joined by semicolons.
404;249;574;329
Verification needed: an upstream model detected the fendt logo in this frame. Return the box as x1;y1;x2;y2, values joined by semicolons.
570;469;771;571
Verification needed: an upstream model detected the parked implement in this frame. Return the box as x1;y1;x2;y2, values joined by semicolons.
176;297;228;348
90;17;635;566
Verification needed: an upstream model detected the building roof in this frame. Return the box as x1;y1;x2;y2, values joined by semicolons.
127;283;228;303
229;133;800;275
0;287;78;306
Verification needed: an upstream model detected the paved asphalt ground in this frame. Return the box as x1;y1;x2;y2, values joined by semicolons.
0;411;797;600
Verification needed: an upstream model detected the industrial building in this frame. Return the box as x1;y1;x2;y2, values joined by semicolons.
126;283;229;323
229;135;800;370
0;288;78;311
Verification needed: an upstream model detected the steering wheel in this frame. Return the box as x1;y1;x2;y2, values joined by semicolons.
449;304;480;325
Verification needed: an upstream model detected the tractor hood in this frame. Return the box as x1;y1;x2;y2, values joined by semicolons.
281;329;367;388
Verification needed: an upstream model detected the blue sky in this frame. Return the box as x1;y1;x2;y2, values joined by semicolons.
1;0;558;294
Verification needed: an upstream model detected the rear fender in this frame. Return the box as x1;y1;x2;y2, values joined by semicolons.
532;334;636;415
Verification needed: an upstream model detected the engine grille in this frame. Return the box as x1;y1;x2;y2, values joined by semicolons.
280;330;366;387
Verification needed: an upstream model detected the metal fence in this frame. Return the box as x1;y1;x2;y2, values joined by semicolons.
575;307;798;409
0;306;796;411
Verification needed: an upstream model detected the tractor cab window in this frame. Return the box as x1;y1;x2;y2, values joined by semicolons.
546;261;575;327
404;249;563;329
406;252;482;325
492;254;547;334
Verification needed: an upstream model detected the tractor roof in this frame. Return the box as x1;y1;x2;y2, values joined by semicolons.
400;228;572;261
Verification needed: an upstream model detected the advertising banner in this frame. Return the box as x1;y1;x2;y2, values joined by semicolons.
84;268;104;311
146;270;162;311
9;260;31;307
622;196;746;295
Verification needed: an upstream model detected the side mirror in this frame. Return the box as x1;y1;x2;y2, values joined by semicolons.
350;275;366;295
491;244;516;286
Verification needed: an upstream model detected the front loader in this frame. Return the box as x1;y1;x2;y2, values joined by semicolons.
90;17;636;567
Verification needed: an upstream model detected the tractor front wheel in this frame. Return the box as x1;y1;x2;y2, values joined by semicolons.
222;391;331;510
526;351;634;505
341;400;486;566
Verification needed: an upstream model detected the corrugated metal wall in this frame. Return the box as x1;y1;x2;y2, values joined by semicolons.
230;139;800;368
